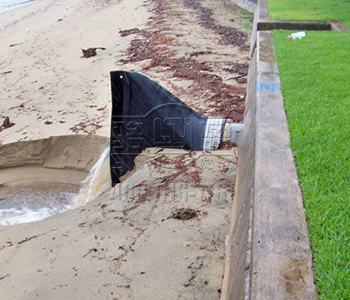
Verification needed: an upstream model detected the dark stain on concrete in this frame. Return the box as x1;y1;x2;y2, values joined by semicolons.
279;260;310;296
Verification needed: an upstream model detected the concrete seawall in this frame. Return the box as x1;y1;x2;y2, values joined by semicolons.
221;1;317;299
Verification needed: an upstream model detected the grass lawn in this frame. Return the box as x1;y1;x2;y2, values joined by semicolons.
273;31;350;299
268;0;350;28
239;7;254;30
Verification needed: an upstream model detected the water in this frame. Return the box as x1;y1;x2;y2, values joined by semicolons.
73;147;111;208
0;0;37;13
0;182;79;226
0;147;111;226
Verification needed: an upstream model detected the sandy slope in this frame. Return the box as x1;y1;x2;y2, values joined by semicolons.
0;0;150;144
0;147;237;300
0;0;250;145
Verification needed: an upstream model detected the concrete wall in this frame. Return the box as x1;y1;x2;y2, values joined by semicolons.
221;1;317;299
221;48;257;300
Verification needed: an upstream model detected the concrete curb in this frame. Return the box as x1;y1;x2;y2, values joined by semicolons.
330;21;349;32
221;0;317;299
258;21;332;31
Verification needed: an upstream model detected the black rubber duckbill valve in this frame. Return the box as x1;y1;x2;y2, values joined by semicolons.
110;71;237;186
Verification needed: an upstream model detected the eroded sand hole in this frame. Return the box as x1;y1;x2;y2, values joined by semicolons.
0;135;109;225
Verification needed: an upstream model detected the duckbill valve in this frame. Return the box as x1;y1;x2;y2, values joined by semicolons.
110;71;242;186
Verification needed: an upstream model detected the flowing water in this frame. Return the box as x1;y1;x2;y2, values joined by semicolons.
0;147;111;226
0;0;37;13
73;147;111;208
0;182;79;226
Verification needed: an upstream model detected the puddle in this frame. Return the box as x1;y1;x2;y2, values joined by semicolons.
0;182;79;226
0;146;111;226
0;135;109;226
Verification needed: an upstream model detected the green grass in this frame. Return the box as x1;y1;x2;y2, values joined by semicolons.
273;30;350;299
268;0;350;28
239;7;254;30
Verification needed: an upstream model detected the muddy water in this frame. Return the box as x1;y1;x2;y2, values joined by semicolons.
0;146;111;225
73;147;111;208
0;0;37;13
0;182;79;226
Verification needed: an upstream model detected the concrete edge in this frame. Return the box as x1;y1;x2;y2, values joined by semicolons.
258;21;332;31
250;30;317;300
221;47;257;300
330;21;349;32
221;0;317;299
249;9;258;57
249;0;267;57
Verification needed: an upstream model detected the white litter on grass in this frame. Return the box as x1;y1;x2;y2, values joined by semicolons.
288;31;306;40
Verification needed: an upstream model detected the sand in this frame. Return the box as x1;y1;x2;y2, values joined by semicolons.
0;145;237;299
0;0;150;144
0;0;251;145
0;0;251;298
